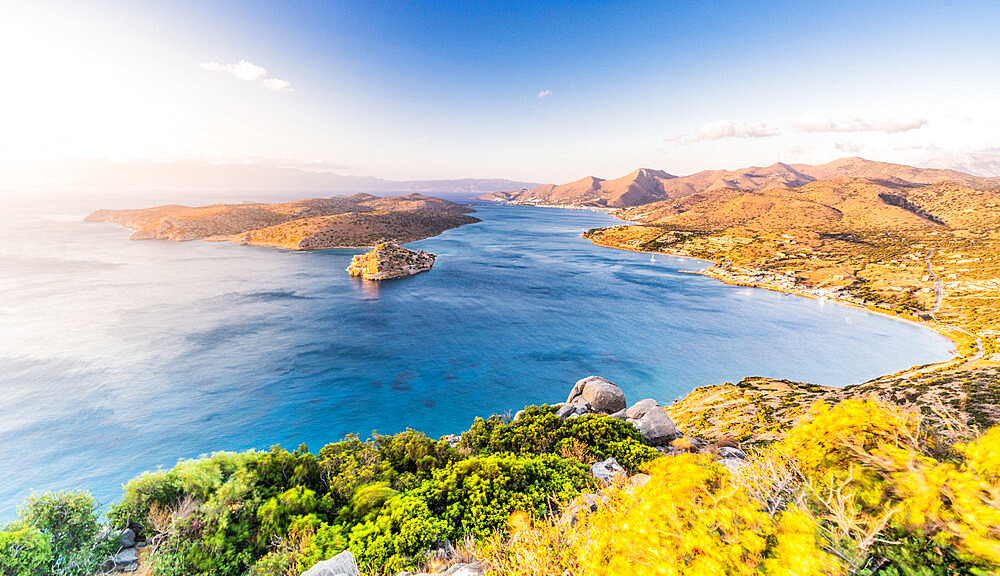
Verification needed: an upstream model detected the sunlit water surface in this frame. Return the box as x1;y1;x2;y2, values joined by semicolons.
0;192;953;518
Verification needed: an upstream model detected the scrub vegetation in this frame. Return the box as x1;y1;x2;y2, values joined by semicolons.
1;400;998;575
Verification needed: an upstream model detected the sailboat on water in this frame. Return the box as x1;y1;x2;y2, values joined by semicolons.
650;254;656;263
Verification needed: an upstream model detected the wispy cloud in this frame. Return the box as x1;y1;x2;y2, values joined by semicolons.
536;90;551;99
261;78;293;93
835;140;865;154
200;59;293;93
794;115;926;134
696;120;779;140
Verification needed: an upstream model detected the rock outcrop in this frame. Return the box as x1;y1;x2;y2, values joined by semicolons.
590;457;626;483
565;376;626;414
397;563;485;576
346;242;435;280
301;550;360;576
625;398;680;446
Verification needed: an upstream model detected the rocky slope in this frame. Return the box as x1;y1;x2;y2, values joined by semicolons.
85;193;480;249
478;157;1000;208
346;242;436;280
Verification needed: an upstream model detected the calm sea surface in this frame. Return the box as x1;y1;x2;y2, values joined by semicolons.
0;192;953;518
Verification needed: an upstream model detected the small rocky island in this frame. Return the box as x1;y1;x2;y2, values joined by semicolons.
346;242;436;280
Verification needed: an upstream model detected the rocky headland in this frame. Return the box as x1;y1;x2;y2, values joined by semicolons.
85;193;480;249
346;242;436;280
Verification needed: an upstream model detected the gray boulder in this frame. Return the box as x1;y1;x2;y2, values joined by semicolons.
396;563;484;576
555;401;591;419
717;457;748;476
718;446;747;460
590;457;625;483
101;547;138;572
625;399;679;446
441;564;485;576
301;550;360;576
119;527;136;548
566;376;626;414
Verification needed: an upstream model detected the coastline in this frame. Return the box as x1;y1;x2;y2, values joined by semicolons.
588;233;973;375
487;198;979;379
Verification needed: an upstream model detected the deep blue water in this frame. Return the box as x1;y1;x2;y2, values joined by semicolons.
0;193;953;519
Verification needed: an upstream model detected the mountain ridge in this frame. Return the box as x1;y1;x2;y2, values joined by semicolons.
478;157;999;208
0;158;539;196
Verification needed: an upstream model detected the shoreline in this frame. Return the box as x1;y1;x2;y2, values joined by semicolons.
587;234;973;378
476;202;978;376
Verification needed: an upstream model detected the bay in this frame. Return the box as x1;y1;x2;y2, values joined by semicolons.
0;193;953;518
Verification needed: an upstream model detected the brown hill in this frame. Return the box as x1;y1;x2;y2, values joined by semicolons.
85;193;479;249
484;168;675;208
478;157;999;208
619;177;1000;233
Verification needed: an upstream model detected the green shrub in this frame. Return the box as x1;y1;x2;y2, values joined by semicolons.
107;470;181;528
257;485;320;547
461;406;660;472
348;494;449;572
416;453;592;540
18;492;99;561
10;491;117;576
0;527;53;576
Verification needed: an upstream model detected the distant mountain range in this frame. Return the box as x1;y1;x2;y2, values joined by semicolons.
478;157;999;208
0;158;538;197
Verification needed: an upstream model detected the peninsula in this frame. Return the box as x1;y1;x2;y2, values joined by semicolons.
85;193;480;249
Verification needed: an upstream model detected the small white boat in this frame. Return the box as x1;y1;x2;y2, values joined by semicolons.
650;254;656;262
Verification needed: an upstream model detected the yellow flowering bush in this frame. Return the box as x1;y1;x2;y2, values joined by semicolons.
480;398;1000;576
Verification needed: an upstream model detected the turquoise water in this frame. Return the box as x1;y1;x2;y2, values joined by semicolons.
0;193;953;518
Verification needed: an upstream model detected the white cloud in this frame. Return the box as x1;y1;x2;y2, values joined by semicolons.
536;90;551;99
200;59;293;93
200;59;266;81
262;78;293;93
794;115;927;134
835;140;865;154
695;120;779;140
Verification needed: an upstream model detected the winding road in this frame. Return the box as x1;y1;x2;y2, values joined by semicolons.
885;250;985;380
926;249;942;321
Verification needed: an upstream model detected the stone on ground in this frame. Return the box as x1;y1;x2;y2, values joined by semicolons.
626;398;679;445
301;550;360;576
590;457;626;483
566;376;626;414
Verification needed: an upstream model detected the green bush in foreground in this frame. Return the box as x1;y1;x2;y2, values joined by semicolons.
0;491;118;576
98;409;647;575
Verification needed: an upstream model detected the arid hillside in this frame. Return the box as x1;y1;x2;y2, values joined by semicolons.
479;157;999;208
618;177;1000;233
484;168;676;208
583;169;1000;432
85;193;480;249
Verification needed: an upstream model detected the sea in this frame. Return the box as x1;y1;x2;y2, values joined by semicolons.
0;191;954;519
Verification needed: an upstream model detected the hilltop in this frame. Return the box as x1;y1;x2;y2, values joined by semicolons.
478;157;998;208
85;193;480;249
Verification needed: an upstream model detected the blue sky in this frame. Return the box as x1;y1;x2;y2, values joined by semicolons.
3;0;1000;182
